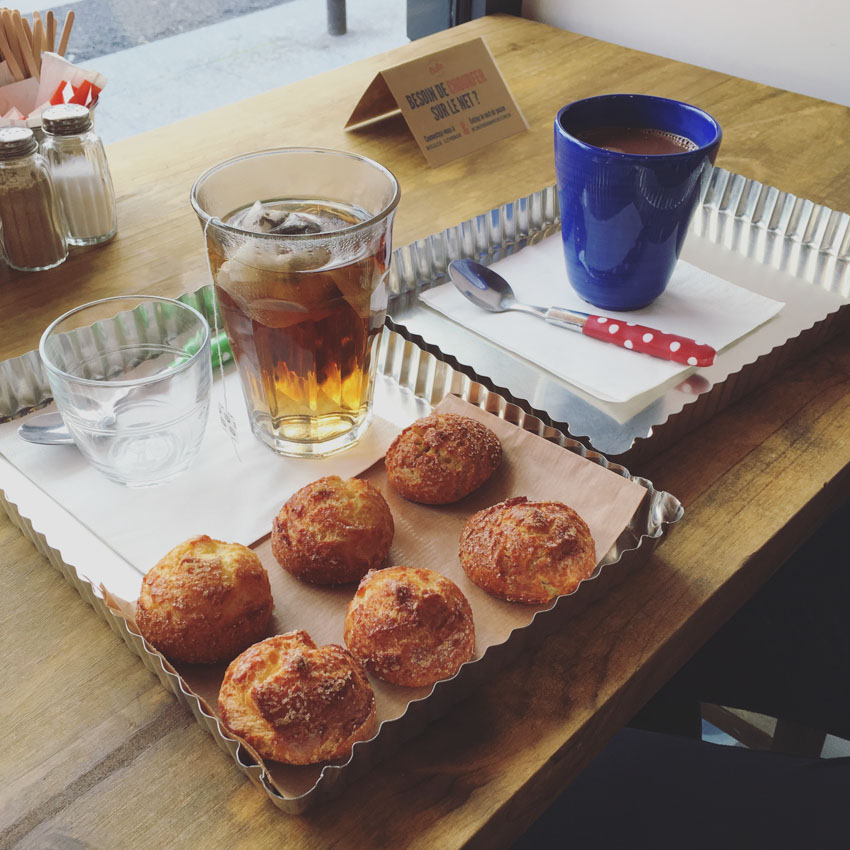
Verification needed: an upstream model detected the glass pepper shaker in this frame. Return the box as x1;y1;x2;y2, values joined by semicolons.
41;104;118;246
0;127;68;272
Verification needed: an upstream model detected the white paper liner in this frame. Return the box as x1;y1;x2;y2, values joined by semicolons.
0;369;400;572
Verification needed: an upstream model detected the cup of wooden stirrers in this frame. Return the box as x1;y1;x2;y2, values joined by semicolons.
0;7;74;82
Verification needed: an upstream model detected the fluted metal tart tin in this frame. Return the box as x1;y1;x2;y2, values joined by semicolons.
0;324;681;812
384;167;850;463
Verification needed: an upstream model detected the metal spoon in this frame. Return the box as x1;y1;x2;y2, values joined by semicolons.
18;411;75;445
447;259;716;367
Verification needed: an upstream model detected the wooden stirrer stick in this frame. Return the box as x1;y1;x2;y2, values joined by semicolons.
32;15;43;72
18;10;32;43
12;11;39;79
45;9;55;52
57;10;73;56
0;13;24;82
0;10;25;73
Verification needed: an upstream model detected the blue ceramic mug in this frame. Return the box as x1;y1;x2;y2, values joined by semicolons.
554;94;721;311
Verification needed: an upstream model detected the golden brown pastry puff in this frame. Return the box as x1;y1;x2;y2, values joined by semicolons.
385;412;502;504
344;566;475;687
135;534;273;664
218;631;377;764
459;497;597;604
271;475;394;585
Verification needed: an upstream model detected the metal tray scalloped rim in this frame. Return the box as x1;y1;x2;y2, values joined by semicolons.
0;326;682;813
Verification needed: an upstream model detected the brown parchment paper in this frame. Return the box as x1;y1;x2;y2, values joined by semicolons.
110;395;647;799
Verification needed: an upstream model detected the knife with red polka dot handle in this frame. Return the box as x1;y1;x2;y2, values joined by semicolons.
546;308;716;367
447;259;717;367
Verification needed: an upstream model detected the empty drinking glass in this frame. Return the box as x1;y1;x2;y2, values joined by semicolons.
39;295;212;487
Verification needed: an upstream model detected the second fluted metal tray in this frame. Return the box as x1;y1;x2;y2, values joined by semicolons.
384;167;850;462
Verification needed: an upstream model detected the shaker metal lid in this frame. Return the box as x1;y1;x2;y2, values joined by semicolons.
0;127;37;158
42;104;92;136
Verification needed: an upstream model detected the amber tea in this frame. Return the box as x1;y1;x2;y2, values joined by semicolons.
209;198;390;456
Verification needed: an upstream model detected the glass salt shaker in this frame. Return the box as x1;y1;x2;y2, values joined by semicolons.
0;127;68;272
41;104;117;246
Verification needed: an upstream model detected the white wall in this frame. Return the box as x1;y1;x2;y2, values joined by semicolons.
521;0;849;107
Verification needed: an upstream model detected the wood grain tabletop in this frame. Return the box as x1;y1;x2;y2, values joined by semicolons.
2;14;849;850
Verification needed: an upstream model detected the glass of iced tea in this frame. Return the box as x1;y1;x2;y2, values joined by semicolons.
190;148;400;457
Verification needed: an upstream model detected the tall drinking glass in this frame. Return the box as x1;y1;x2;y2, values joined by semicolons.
191;147;400;458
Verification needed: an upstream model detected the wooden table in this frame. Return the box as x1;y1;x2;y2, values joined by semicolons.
2;14;849;849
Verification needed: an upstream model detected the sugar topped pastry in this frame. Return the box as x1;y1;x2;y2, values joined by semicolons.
344;566;475;687
218;631;376;764
271;475;394;585
459;497;597;603
385;413;502;504
135;534;274;664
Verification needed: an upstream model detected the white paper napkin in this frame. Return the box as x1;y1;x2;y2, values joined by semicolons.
0;369;400;573
419;235;785;403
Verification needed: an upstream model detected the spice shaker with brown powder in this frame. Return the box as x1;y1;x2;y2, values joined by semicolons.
0;127;68;272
